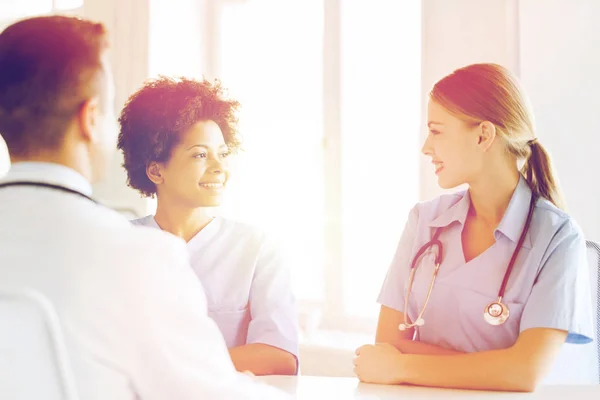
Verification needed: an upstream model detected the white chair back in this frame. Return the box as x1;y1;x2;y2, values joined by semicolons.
543;241;600;384
0;287;79;400
588;241;600;382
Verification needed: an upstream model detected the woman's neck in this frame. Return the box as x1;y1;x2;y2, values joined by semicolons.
468;167;520;227
153;198;215;243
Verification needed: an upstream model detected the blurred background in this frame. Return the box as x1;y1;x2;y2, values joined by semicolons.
1;0;598;375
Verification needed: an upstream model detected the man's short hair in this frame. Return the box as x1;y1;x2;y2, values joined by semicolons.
0;16;108;156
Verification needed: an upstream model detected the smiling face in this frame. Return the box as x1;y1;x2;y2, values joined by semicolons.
148;120;230;208
421;100;485;189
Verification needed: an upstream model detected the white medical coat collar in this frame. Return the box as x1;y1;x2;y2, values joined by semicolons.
1;162;93;197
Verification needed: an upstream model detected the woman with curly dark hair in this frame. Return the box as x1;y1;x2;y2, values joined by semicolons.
118;76;298;376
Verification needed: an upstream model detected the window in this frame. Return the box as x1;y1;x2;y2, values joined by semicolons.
340;1;421;319
215;0;422;330
148;0;205;79
217;0;325;303
148;0;422;333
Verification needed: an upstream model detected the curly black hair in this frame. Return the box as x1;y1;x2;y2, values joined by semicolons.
117;76;241;197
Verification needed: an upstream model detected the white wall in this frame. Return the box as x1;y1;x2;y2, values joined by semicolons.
519;0;600;242
420;0;516;200
83;0;151;216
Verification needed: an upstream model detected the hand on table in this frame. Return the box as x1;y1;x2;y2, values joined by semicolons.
354;343;404;385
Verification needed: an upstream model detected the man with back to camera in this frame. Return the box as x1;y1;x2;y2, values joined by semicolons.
0;15;288;400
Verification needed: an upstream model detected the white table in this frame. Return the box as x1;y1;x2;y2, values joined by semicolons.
258;375;600;399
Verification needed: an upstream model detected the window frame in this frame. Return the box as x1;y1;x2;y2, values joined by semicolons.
205;0;420;335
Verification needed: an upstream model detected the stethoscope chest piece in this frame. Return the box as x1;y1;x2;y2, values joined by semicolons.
483;299;509;326
396;193;536;331
398;317;424;331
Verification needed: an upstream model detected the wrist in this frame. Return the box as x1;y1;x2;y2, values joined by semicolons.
392;352;409;384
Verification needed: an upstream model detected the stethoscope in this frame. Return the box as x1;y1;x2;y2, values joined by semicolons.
0;181;96;203
399;193;537;331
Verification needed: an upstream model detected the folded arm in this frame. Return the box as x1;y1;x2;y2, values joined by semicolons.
375;305;461;355
359;324;566;392
398;327;566;391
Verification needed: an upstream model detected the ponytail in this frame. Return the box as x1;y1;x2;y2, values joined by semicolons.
428;63;565;209
521;140;565;210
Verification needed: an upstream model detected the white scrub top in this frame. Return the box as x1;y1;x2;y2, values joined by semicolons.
378;175;594;353
132;215;299;361
0;162;289;400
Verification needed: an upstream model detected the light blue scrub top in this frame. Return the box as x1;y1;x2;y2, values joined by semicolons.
378;176;594;353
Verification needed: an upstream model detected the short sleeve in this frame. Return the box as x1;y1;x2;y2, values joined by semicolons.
520;220;595;344
377;205;420;313
246;235;299;366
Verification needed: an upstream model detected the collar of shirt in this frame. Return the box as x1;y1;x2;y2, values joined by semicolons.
149;215;223;252
428;175;534;249
0;161;93;197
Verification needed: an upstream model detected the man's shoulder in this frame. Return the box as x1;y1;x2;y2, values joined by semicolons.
78;210;187;267
108;224;186;259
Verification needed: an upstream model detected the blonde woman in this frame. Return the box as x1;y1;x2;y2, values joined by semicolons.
354;63;594;392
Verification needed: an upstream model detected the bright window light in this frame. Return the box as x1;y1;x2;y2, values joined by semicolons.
53;0;83;10
341;1;421;318
147;0;422;327
0;0;82;20
0;0;52;19
218;0;325;302
148;0;204;79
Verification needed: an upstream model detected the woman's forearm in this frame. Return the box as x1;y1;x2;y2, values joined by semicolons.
229;343;297;376
399;347;535;392
395;339;462;355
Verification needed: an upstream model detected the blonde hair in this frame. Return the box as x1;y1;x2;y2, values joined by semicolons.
430;63;565;209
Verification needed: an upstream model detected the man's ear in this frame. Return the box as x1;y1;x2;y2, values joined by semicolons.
146;161;164;185
476;120;497;151
78;97;101;143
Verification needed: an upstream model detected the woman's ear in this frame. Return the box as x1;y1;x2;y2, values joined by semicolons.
146;161;164;185
477;121;497;151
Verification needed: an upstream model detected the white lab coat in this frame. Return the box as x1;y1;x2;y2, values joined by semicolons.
0;162;288;400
